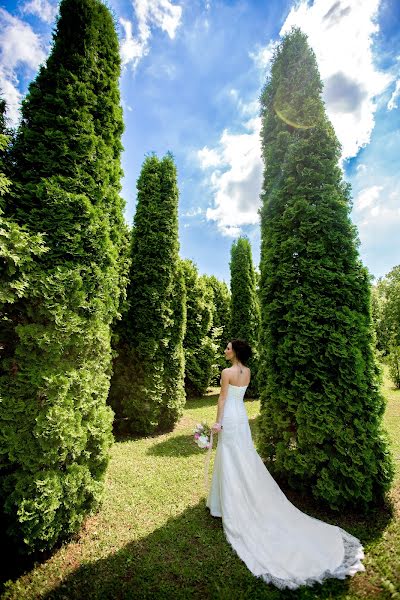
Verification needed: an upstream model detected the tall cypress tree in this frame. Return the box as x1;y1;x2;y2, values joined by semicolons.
0;0;126;552
109;153;186;435
202;275;231;384
230;236;260;397
182;259;215;397
257;28;394;511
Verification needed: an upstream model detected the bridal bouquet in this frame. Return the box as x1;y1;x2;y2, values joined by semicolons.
193;422;212;449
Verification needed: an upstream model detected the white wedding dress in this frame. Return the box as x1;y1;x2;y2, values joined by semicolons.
206;383;365;590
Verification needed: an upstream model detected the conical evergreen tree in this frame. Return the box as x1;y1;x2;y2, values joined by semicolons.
0;0;127;552
109;153;186;434
257;28;394;511
230;236;260;397
182;259;215;397
202;275;231;384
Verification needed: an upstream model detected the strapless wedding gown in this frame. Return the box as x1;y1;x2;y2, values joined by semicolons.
206;383;365;590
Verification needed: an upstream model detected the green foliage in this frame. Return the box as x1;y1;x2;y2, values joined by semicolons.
109;153;186;435
0;99;12;203
0;97;49;308
0;96;49;366
230;236;260;397
257;27;394;511
372;266;400;356
201;275;231;385
386;345;400;389
371;266;400;388
159;259;187;429
182;260;216;397
0;0;126;553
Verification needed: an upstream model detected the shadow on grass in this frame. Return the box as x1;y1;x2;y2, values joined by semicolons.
145;414;262;458
0;511;76;596
1;485;394;599
37;499;374;600
112;394;261;445
186;393;259;411
111;393;222;444
184;394;219;410
147;433;202;457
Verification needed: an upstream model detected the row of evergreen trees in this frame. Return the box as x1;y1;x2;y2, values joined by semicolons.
0;0;394;554
0;0;260;552
108;153;260;435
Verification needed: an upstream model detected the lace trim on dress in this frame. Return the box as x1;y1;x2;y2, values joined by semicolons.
226;527;365;590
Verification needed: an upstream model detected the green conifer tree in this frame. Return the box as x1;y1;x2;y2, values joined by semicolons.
0;0;127;552
109;153;186;434
182;260;215;397
230;236;260;397
203;275;231;384
257;28;394;510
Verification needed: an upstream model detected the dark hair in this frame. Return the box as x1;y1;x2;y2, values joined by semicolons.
230;339;252;365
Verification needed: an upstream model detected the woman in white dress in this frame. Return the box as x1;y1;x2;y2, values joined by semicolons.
206;338;365;590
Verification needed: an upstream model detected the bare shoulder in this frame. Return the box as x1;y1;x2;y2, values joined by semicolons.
220;368;231;383
244;365;251;380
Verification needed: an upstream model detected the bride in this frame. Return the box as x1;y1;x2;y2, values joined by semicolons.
206;338;365;590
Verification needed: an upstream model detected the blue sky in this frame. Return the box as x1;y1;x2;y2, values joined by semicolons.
1;0;399;285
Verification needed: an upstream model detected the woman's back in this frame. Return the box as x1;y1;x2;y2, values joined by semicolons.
224;365;251;388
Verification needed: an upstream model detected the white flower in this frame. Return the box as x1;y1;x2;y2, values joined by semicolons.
197;435;209;449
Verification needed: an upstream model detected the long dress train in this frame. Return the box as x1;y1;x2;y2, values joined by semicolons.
206;383;365;590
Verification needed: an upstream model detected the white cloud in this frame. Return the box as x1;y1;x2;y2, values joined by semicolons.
355;185;383;211
21;0;58;24
358;202;400;245
203;117;263;237
279;0;393;161
183;206;203;217
197;146;223;169
198;1;396;239
249;40;277;78
387;79;400;110
120;17;146;69
351;180;400;278
120;0;182;71
354;181;400;257
0;9;46;71
0;75;22;125
370;205;380;217
0;8;47;125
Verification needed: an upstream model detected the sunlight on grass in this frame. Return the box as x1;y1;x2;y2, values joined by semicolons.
1;369;399;599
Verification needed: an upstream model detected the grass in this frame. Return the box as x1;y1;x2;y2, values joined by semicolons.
1;366;399;600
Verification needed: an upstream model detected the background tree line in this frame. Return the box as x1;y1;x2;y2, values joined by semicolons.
371;265;400;388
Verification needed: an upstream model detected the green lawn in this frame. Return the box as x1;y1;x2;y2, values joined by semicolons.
1;367;399;600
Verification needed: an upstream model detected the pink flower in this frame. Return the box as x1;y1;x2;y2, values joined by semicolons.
194;433;200;439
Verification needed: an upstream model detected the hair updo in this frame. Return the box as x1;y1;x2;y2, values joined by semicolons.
230;339;252;365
